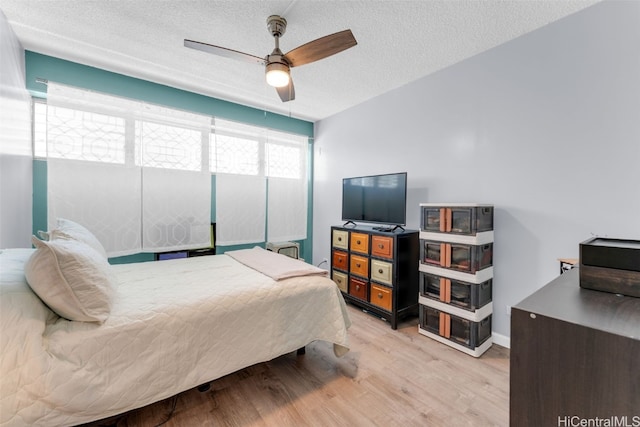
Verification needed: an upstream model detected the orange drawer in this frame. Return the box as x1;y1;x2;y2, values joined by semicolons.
332;250;348;271
350;254;369;277
370;283;392;312
332;270;348;293
349;277;368;301
350;232;369;254
371;235;393;259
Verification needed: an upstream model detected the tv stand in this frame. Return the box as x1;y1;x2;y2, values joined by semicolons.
330;225;419;329
342;220;357;228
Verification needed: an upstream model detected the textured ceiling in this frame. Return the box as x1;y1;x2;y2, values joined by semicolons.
0;0;599;122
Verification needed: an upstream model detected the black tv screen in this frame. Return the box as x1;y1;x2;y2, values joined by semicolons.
342;172;407;226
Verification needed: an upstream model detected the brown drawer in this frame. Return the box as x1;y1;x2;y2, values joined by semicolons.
350;232;369;254
371;235;393;259
332;229;348;250
349;277;368;301
332;270;348;293
332;250;348;271
350;254;369;278
370;283;392;312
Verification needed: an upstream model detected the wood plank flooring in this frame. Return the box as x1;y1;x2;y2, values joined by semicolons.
83;304;509;427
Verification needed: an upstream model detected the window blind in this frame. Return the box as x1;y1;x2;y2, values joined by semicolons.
45;82;211;256
211;119;308;245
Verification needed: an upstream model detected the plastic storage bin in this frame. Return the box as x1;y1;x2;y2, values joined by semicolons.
419;305;492;350
420;272;492;311
421;205;493;236
420;240;493;273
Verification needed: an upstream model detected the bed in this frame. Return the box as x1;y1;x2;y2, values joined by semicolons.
0;240;350;426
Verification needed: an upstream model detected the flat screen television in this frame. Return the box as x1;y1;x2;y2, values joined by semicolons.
342;172;407;230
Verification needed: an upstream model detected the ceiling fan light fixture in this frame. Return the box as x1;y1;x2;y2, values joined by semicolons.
265;62;290;87
185;14;356;102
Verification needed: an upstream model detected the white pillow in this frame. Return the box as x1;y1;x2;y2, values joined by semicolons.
24;236;115;323
52;218;108;259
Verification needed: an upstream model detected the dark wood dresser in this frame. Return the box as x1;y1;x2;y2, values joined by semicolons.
510;268;640;426
330;225;419;329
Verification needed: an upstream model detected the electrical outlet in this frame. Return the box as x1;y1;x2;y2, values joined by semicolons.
506;305;511;316
323;258;328;264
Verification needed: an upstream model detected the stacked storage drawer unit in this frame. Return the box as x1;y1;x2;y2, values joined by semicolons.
418;204;494;357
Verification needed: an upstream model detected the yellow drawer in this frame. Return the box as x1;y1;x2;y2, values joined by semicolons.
350;232;369;254
350;254;369;278
332;270;348;293
371;259;393;285
370;284;392;312
332;229;348;250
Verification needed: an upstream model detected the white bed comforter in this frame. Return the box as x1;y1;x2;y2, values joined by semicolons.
0;249;350;427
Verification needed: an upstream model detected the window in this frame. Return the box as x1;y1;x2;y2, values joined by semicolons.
39;83;212;256
34;83;310;252
267;142;302;179
45;104;126;164
211;134;260;175
210;120;308;180
136;121;203;171
211;119;309;244
35;100;207;171
33;101;47;158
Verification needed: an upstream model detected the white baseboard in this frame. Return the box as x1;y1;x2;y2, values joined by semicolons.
491;332;510;349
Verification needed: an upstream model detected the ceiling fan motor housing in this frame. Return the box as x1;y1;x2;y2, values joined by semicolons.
266;52;289;68
267;15;287;37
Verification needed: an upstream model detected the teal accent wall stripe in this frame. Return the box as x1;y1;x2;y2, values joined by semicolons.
25;52;313;136
210;174;216;222
109;253;155;264
32;159;47;235
26;52;315;263
306;138;314;264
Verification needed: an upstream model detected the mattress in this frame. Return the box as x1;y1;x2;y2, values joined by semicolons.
0;249;350;426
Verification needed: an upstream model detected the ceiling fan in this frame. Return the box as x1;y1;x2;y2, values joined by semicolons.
184;15;357;102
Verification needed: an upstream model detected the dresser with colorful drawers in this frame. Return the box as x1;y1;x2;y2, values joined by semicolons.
330;225;419;329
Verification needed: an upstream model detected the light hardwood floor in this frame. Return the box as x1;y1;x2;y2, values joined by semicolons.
84;304;510;427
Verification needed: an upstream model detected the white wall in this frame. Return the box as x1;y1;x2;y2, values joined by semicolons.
0;10;32;248
312;0;640;341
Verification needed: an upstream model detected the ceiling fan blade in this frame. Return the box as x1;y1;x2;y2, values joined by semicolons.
284;29;357;68
276;79;295;102
184;39;265;65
